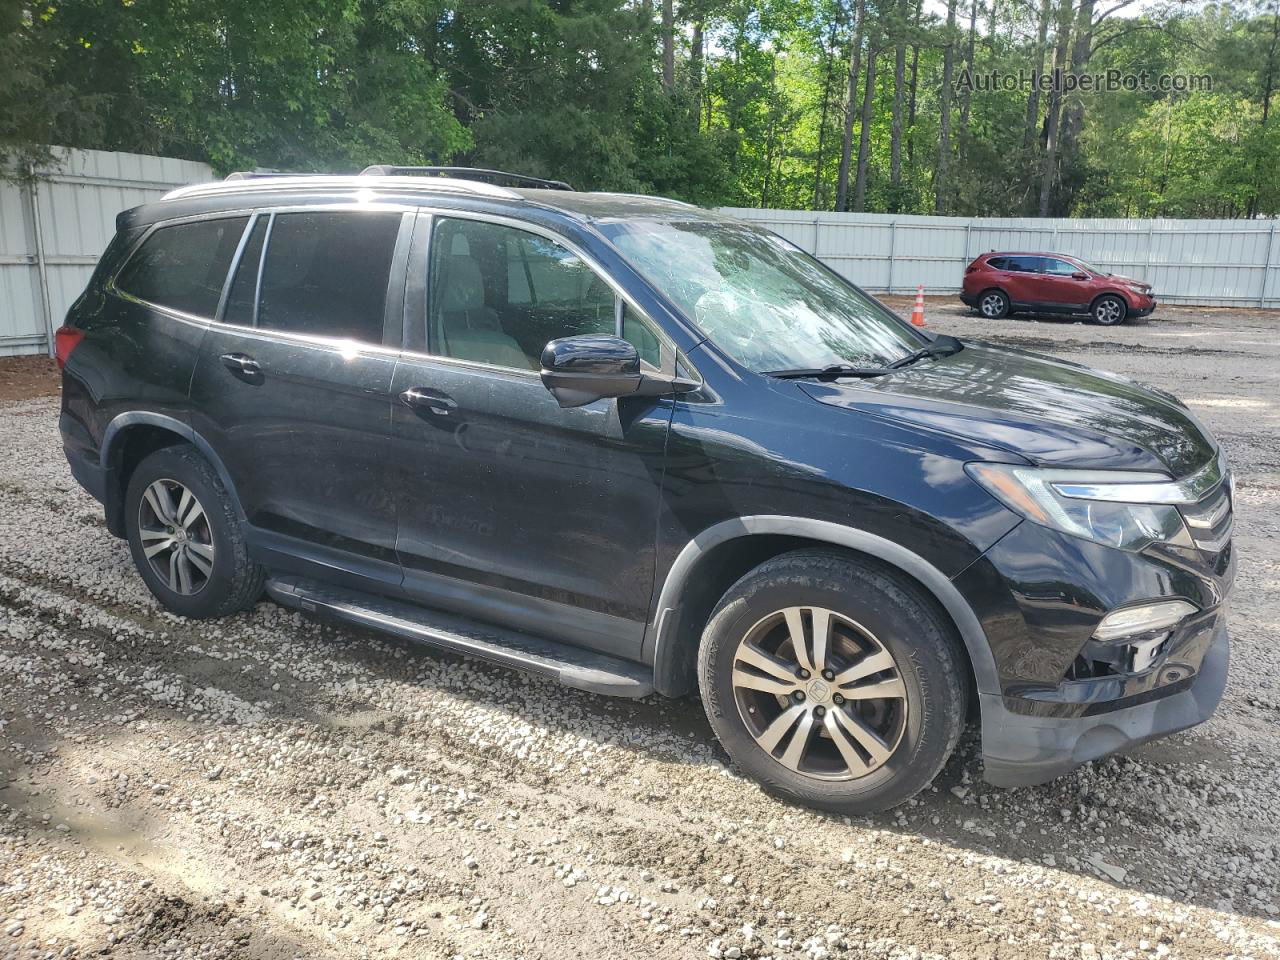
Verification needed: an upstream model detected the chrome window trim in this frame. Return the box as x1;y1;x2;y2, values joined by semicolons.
409;207;687;380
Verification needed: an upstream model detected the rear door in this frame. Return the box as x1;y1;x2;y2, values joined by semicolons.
189;207;412;591
387;212;677;658
1001;255;1044;306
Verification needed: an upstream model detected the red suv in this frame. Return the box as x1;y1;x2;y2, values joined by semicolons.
960;252;1155;326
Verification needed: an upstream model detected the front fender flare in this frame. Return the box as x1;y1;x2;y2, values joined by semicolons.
647;516;1001;698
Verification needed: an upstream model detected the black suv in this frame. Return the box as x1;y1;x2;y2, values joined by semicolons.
57;168;1235;813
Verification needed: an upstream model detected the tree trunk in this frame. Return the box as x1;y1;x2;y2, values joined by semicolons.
854;45;878;210
1249;9;1280;217
1059;0;1095;160
935;0;957;215
835;0;867;211
690;18;705;128
907;0;922;171
662;0;675;91
814;20;839;208
1037;0;1073;216
891;4;906;195
1023;0;1052;150
958;0;977;150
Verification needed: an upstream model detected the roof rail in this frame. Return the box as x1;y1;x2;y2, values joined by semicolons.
223;171;326;181
359;165;574;191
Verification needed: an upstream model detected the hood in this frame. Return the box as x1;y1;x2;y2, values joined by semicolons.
1108;273;1151;291
799;342;1215;476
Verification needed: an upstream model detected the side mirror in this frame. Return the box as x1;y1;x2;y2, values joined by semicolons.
1071;272;1089;280
540;334;697;408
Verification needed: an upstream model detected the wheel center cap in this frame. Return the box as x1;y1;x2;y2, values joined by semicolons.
806;678;832;703
175;529;187;542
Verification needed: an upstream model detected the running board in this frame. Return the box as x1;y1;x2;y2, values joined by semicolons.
265;577;654;698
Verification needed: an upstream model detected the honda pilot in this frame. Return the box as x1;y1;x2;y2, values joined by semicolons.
57;168;1234;813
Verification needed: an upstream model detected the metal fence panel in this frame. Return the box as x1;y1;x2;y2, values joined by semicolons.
719;208;1280;308
0;147;212;356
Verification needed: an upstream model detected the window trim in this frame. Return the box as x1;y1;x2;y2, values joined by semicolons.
406;208;682;379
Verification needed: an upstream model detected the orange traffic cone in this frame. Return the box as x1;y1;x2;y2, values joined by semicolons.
910;285;926;326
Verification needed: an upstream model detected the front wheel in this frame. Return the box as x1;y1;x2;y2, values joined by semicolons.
1092;295;1127;326
125;445;265;618
697;550;968;814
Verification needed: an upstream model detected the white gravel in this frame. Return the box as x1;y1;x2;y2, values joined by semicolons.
0;303;1278;959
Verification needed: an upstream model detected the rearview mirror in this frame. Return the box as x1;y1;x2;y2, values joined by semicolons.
540;334;697;408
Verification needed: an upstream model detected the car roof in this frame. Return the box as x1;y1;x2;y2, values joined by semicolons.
984;251;1082;259
125;175;725;231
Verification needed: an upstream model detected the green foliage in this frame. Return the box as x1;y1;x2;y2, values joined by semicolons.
2;0;1278;216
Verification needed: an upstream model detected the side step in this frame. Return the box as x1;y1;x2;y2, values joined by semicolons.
265;577;654;698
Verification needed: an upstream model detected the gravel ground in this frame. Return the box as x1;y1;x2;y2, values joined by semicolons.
1;302;1278;960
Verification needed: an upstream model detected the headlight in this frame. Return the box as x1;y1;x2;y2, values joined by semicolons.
966;462;1195;552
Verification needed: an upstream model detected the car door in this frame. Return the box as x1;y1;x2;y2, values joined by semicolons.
1000;255;1043;306
1036;257;1093;307
189;207;413;591
388;212;677;658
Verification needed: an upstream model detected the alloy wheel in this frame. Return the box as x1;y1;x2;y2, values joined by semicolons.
731;606;908;781
1094;298;1124;324
137;478;215;596
980;293;1005;317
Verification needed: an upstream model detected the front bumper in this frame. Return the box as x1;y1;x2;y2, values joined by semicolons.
981;616;1228;786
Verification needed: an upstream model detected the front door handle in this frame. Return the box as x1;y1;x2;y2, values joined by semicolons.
220;353;261;375
400;387;458;416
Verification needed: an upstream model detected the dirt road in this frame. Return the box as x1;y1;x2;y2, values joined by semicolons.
1;303;1277;959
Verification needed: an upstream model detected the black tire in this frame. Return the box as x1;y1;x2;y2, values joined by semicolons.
977;289;1009;319
1091;294;1127;326
697;549;968;814
125;445;265;618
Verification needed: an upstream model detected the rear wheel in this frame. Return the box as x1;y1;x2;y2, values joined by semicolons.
697;549;968;813
125;445;265;618
978;289;1009;319
1092;295;1127;326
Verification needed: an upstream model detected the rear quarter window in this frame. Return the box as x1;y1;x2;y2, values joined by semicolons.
113;217;249;318
986;257;1007;270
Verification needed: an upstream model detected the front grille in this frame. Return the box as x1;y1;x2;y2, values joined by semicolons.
1179;480;1232;554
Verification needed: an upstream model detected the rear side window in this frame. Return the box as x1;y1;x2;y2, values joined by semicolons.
114;217;248;317
255;211;403;344
1005;256;1042;273
986;257;1007;270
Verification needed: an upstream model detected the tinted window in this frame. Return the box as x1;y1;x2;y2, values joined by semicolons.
256;212;402;344
115;217;248;317
223;217;268;327
1039;257;1081;276
1005;256;1042;273
428;217;657;371
986;257;1007;270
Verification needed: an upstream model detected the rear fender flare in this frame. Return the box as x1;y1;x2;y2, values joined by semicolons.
101;412;246;531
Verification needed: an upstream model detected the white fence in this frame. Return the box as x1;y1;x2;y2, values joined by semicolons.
720;208;1280;309
0;147;212;356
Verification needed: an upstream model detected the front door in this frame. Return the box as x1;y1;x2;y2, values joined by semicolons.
389;213;676;658
1036;257;1093;308
189;208;411;590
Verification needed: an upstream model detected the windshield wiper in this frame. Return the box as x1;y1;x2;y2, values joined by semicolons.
769;335;964;381
768;363;896;380
887;334;964;369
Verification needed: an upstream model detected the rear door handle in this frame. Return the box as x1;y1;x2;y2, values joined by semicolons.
400;387;457;416
220;353;261;375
